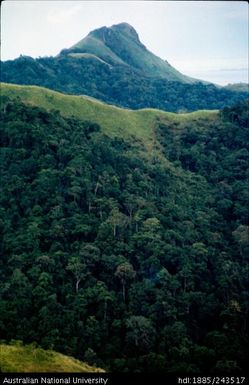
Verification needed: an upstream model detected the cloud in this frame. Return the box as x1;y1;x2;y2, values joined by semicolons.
219;68;248;72
47;3;84;25
224;5;249;21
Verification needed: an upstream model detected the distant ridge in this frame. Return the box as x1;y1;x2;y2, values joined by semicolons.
1;23;248;111
224;82;249;93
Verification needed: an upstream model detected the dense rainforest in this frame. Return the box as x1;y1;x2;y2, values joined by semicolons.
0;95;248;373
1;54;248;112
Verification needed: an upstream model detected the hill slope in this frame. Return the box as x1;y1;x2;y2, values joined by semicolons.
1;23;248;112
0;82;217;153
0;343;104;372
0;90;248;373
69;22;196;83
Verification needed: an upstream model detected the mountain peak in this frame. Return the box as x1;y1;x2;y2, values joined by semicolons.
68;23;197;83
89;22;142;46
110;22;140;41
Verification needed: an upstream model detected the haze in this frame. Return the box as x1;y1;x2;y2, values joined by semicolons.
1;0;248;85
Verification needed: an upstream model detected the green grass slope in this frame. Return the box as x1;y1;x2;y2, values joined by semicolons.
70;23;198;83
1;83;218;153
68;52;112;67
0;343;104;373
71;34;127;66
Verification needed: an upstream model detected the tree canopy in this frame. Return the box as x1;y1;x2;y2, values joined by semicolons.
0;96;248;373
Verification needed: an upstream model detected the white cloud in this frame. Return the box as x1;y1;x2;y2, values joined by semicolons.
171;57;248;72
224;3;249;20
47;3;84;25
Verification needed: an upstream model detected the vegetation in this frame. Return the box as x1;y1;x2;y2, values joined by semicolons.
0;82;217;153
69;22;196;82
0;342;104;372
0;90;248;373
1;24;248;112
224;83;249;93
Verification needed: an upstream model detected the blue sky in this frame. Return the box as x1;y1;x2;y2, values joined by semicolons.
1;0;248;85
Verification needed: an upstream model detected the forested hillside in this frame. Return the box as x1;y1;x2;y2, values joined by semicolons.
0;82;218;152
0;93;248;373
1;23;248;112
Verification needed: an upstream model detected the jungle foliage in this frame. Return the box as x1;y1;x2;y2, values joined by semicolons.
1;54;248;112
0;96;248;373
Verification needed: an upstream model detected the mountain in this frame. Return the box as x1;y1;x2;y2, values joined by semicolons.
1;23;248;112
0;342;104;372
0;84;248;373
66;22;196;83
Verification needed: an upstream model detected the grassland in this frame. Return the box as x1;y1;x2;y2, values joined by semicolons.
68;53;112;67
71;23;197;82
71;34;127;65
1;83;218;152
0;343;104;373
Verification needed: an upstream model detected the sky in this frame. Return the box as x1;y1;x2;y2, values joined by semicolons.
1;0;248;85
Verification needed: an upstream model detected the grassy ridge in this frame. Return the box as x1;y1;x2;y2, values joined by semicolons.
0;343;104;373
1;83;218;151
